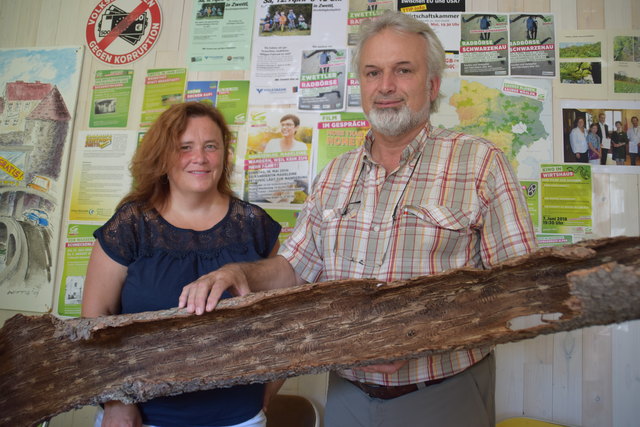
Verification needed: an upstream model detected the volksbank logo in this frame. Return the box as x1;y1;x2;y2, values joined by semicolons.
256;88;287;94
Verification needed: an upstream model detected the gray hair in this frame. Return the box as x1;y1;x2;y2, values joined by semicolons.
352;11;446;113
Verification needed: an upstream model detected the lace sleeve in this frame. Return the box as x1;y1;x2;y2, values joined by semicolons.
242;201;282;258
93;203;142;266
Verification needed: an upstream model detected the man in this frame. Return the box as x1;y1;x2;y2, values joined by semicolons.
526;16;537;39
627;116;639;166
319;50;331;74
180;11;536;427
480;16;491;40
596;112;611;165
287;9;296;30
263;114;308;153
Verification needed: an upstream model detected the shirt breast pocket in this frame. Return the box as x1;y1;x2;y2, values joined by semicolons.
392;204;479;274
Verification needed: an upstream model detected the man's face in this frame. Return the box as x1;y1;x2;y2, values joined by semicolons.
358;28;441;137
280;119;298;137
632;117;638;127
599;114;606;123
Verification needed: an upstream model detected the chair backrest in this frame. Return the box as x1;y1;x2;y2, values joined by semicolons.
266;394;319;427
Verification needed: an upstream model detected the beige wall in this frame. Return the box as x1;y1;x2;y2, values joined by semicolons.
1;1;639;426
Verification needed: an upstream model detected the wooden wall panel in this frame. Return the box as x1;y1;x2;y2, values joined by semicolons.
612;320;640;427
523;323;555;419
576;0;606;30
592;173;612;237
552;331;583;425
550;0;578;31
13;0;40;47
522;0;549;13
35;0;62;47
633;1;640;30
582;326;613;426
466;0;499;12
604;0;633;30
0;0;20;47
497;0;523;13
495;342;526;419
609;174;640;237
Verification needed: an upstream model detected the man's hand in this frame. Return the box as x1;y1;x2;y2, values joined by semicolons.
179;264;249;315
101;401;142;427
356;360;408;375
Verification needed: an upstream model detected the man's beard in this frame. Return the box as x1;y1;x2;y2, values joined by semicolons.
365;95;431;137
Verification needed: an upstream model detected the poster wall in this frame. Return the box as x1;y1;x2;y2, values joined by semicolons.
5;4;629;317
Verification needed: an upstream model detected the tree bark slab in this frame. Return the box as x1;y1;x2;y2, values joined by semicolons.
2;236;640;426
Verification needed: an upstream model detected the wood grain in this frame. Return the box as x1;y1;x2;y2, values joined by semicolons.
1;238;640;426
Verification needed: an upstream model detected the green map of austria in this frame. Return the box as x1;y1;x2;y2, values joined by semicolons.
434;78;553;180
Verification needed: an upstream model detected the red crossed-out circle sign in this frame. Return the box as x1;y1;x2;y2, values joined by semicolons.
86;0;162;65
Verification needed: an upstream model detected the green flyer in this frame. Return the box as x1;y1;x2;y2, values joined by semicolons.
520;180;539;230
536;233;573;248
187;0;254;71
316;112;369;172
57;223;100;317
540;164;592;235
89;70;133;128
217;80;250;125
265;209;300;244
140;68;187;128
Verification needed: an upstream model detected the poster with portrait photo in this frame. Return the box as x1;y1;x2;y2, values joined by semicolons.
243;110;316;208
560;100;640;168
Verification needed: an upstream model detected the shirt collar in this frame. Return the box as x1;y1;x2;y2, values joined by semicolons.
362;123;431;167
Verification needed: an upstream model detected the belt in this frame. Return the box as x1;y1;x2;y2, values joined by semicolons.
346;377;447;400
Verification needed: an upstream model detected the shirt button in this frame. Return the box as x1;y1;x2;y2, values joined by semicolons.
372;225;380;232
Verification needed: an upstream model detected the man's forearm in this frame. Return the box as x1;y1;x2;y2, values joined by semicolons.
240;255;304;292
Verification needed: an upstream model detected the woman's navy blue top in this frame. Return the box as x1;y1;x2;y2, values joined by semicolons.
94;197;281;427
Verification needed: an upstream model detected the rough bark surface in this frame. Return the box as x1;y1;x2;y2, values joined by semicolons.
2;236;640;426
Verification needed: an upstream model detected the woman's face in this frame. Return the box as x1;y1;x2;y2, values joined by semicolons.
616;122;622;131
577;118;585;129
590;125;598;134
167;116;226;197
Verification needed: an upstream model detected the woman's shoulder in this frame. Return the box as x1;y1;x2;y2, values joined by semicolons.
229;197;271;219
114;200;157;222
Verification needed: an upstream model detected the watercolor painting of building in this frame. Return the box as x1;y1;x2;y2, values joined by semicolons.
0;47;83;312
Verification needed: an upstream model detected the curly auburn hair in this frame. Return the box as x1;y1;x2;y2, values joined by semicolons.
118;102;234;210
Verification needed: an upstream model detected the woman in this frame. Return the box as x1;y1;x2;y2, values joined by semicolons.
611;120;629;165
586;123;601;165
82;102;282;427
569;117;588;163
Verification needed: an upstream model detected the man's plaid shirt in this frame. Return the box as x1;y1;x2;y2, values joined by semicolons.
280;124;537;386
